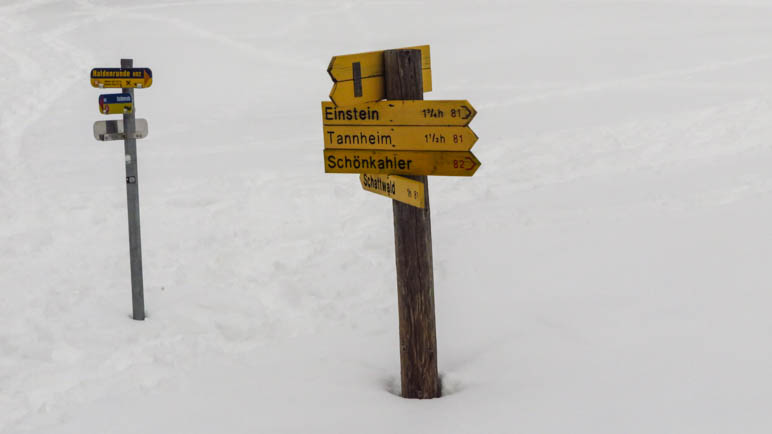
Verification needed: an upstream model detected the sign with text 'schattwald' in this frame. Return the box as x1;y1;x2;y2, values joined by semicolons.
360;173;425;208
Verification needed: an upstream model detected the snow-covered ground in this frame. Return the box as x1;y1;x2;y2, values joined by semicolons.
2;0;772;432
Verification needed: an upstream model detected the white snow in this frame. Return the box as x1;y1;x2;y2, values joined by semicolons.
1;0;772;433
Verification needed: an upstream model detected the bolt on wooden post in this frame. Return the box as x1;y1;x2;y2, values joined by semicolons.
384;49;440;399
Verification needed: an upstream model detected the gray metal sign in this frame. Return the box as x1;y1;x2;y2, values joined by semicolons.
93;118;148;141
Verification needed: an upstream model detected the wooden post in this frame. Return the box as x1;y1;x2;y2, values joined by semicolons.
384;49;440;399
121;58;145;321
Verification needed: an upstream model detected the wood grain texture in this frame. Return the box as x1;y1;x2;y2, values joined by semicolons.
385;49;440;399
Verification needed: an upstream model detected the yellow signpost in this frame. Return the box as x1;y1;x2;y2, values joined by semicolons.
322;46;481;400
91;68;153;88
360;174;425;208
322;100;476;126
324;125;477;151
327;45;432;107
323;149;480;176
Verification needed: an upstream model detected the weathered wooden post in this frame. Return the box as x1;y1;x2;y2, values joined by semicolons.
384;49;440;399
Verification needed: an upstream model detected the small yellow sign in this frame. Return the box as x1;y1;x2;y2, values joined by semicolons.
91;68;152;89
324;125;477;151
322;100;476;126
328;45;431;82
327;45;432;107
360;174;425;208
323;149;480;176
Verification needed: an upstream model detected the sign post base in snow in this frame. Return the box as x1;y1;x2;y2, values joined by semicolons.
385;49;440;399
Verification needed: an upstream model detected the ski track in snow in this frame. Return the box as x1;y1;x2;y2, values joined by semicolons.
0;1;97;229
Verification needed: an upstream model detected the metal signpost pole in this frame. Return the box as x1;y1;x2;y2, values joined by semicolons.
121;58;145;321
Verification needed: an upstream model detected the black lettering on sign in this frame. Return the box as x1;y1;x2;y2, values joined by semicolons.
325;106;380;121
352;62;362;97
329;131;392;146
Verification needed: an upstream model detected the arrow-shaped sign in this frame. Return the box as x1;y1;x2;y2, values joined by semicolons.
328;45;431;82
324;125;477;151
328;45;432;107
360;173;425;208
91;68;153;89
329;72;432;107
323;149;480;176
322;100;476;126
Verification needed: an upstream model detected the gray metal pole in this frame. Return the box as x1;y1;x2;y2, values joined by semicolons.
121;58;145;321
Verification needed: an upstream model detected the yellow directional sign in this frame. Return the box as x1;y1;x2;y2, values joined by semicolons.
360;174;425;208
91;68;153;88
324;149;480;176
324;125;477;151
322;100;476;126
328;45;431;82
328;45;432;107
329;71;432;107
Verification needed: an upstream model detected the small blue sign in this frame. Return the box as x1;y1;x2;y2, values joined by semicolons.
99;93;133;115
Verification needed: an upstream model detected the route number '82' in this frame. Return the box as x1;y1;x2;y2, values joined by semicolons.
453;159;467;169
